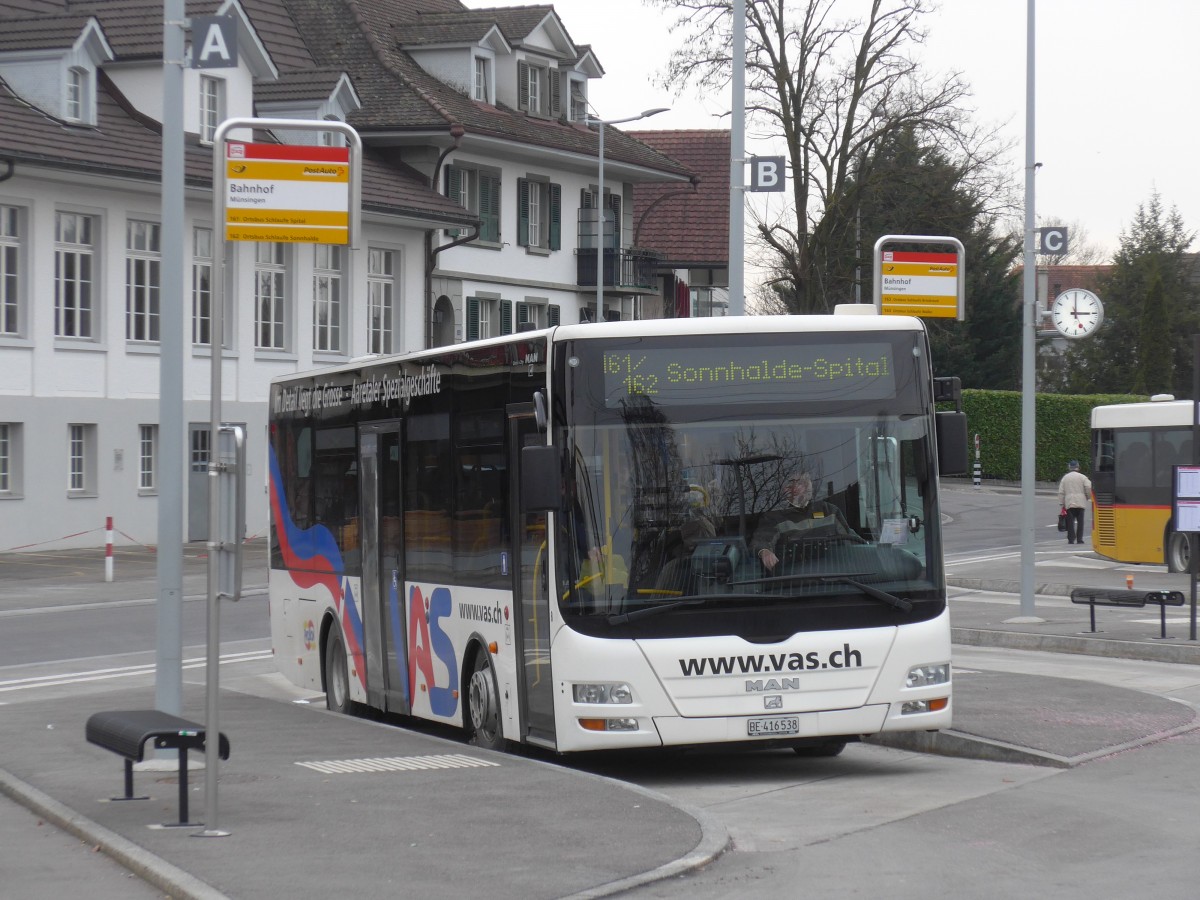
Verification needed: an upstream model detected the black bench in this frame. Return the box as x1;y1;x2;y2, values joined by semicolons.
1070;588;1186;639
85;710;229;827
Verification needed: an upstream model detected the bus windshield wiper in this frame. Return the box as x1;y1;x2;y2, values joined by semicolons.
732;571;913;612
606;593;766;625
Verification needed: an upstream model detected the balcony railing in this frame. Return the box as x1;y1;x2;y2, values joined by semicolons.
576;247;664;291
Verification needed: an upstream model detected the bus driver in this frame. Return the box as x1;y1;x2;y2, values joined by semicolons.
751;470;852;572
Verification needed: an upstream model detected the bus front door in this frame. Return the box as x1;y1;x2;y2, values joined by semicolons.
359;422;410;715
508;405;555;746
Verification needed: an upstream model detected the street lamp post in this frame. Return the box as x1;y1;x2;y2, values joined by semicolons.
586;107;668;323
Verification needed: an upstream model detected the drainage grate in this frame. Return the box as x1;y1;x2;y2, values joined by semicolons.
295;753;500;775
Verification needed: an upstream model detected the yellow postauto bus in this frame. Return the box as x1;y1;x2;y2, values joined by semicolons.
1091;398;1194;571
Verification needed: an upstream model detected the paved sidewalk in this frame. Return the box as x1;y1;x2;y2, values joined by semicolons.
3;540;1200;898
2;685;724;900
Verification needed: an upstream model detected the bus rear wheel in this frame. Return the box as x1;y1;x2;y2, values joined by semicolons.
1166;531;1192;574
467;650;504;752
324;629;352;715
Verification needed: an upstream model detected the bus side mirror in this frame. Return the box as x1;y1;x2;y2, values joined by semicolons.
936;411;968;475
521;445;561;511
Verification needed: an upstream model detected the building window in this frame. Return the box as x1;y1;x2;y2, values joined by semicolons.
67;423;96;494
367;247;395;355
55;212;95;338
139;424;157;491
518;179;561;251
313;245;344;353
444;165;501;243
192;226;212;345
473;56;490;102
191;427;210;477
318;115;342;147
66;67;89;122
569;79;587;122
518;60;559;117
200;76;224;144
125;220;161;342
0;205;21;337
0;422;18;495
466;296;512;341
579;188;622;250
255;242;288;350
517;300;560;331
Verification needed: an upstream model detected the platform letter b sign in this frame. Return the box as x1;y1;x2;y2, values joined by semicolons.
750;156;786;192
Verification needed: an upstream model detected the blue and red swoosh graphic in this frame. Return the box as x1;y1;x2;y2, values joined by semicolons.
269;445;366;689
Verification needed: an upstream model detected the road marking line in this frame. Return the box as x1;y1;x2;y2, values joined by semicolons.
295;754;500;775
0;650;272;692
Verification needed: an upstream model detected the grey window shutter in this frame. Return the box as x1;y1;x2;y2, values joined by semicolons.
444;166;462;238
479;173;500;242
548;183;561;250
548;304;561;326
607;194;621;248
517;178;530;247
466;296;480;341
516;302;529;327
518;61;529;111
500;299;513;335
549;70;560;117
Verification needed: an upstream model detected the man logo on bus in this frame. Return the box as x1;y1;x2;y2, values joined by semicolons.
408;585;459;717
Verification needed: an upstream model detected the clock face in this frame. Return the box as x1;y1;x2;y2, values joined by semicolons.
1050;288;1104;339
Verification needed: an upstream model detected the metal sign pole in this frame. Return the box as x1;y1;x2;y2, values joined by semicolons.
197;117;362;836
1192;335;1199;641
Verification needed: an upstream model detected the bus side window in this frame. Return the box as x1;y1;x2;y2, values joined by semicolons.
312;426;360;572
1116;435;1151;488
1093;428;1115;473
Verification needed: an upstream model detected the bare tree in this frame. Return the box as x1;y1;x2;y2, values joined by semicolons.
651;0;1015;312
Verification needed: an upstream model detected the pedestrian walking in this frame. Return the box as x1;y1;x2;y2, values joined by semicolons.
1057;459;1093;545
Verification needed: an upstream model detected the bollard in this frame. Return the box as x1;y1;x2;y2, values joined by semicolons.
105;516;113;582
972;433;981;488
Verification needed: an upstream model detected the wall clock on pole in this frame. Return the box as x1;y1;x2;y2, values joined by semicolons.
1050;288;1104;339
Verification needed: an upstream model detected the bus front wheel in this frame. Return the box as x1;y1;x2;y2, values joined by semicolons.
324;629;351;715
467;649;505;752
1167;531;1192;574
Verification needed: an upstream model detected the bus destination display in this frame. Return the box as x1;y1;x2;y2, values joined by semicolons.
602;343;896;406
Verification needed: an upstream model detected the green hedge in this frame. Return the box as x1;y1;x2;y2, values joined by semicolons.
955;390;1146;482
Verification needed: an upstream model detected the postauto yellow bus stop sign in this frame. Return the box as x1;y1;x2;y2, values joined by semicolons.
224;141;350;244
873;235;965;321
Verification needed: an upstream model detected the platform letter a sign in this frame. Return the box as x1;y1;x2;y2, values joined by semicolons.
192;16;238;69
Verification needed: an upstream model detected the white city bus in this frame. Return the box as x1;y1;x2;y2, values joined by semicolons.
267;314;966;755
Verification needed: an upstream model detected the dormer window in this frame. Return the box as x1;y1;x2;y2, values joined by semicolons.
473;56;491;103
65;67;92;123
199;75;224;144
518;60;560;118
523;63;540;112
319;115;344;147
569;79;587;122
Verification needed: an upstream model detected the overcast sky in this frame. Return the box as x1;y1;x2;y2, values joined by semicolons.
463;0;1200;259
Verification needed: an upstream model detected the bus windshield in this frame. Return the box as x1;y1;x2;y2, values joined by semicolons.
556;330;944;640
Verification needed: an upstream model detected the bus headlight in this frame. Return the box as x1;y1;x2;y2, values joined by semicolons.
579;717;639;732
901;698;949;715
906;663;950;688
572;682;634;704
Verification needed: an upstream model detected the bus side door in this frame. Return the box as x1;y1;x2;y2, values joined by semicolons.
508;404;555;745
359;421;410;715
